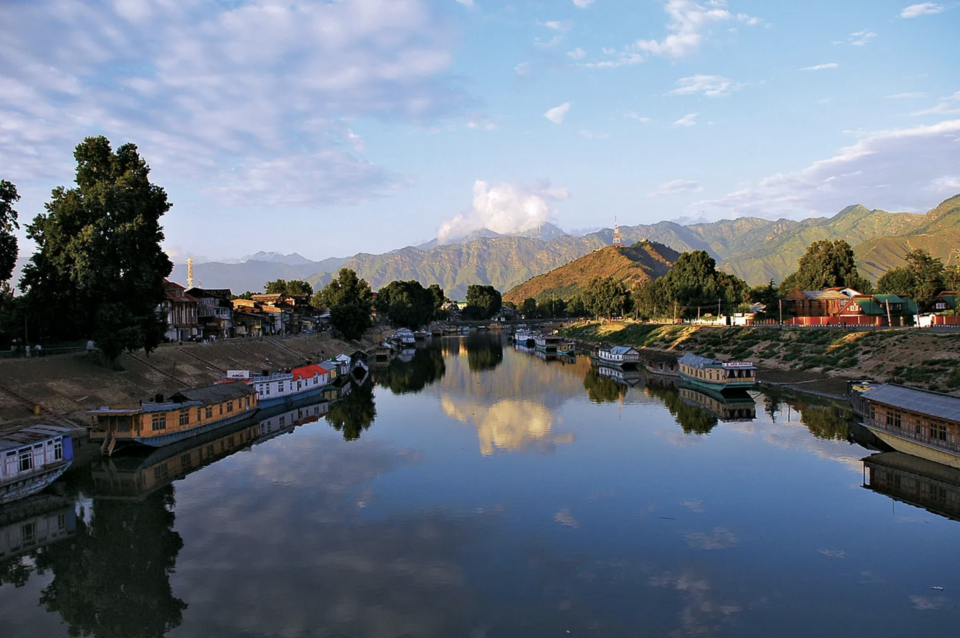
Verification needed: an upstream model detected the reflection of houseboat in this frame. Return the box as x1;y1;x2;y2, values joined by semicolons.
535;334;561;353
855;383;960;469
597;364;644;387
863;451;960;522
677;354;757;391
257;400;331;443
398;348;415;363
0;494;76;562
88;383;259;454
593;345;641;370
558;342;576;357
678;384;757;422
0;425;74;506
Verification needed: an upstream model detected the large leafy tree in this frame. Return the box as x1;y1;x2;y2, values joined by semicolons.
661;250;748;314
779;239;872;293
264;279;313;296
317;268;373;341
375;279;436;329
463;284;502;320
582;276;632;320
20;137;173;360
0;179;19;284
876;248;945;303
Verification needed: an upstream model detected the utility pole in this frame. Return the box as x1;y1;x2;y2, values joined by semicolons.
779;299;783;326
886;299;893;329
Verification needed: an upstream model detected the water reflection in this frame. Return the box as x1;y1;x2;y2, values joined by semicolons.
441;396;574;455
36;486;187;638
0;495;76;587
863;452;960;522
644;380;721;435
326;380;377;441
375;342;446;395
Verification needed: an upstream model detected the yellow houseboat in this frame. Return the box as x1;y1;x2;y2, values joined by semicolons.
677;353;757;391
88;383;259;455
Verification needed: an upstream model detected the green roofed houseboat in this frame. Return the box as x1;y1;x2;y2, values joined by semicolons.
677;353;757;392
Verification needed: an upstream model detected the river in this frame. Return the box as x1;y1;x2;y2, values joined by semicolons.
1;333;959;637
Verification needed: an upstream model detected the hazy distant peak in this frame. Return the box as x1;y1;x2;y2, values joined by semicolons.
244;251;313;266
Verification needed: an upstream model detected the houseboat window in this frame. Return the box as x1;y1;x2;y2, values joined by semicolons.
206;444;214;458
933;423;948;441
197;407;202;422
57;513;67;532
54;440;63;461
21;522;36;546
19;449;32;472
179;410;190;426
245;396;250;408
869;405;876;421
154;463;168;480
916;420;923;435
206;406;213;419
226;401;233;413
4;451;15;476
893;413;902;429
152;413;167;431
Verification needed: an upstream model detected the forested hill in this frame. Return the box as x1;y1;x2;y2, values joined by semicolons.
503;242;679;304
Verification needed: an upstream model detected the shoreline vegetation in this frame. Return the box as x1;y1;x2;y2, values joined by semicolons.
560;321;960;398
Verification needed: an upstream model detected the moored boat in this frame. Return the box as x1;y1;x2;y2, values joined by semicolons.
414;330;429;341
677;353;757;391
88;383;259;454
0;425;75;506
535;334;561;353
225;363;332;408
396;328;416;345
592;345;641;370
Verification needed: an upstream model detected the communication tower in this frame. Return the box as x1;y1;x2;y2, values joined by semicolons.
612;217;625;247
186;258;194;289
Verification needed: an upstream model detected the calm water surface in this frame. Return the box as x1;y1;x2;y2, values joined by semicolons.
2;334;960;637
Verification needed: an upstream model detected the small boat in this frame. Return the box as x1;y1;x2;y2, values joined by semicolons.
414;330;429;341
677;353;757;391
592;345;641;370
431;328;443;337
396;328;416;345
558;341;576;357
89;383;259;454
1;425;75;506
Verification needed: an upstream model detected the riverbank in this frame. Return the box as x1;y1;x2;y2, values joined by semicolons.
0;331;371;435
560;322;960;397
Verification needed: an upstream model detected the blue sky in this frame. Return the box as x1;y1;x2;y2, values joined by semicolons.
1;0;959;264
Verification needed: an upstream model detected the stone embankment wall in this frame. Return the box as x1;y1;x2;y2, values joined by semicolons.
0;332;366;435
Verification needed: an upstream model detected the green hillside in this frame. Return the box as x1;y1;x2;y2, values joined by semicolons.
503;241;679;304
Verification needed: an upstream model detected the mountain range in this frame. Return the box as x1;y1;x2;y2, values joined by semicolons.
170;195;960;299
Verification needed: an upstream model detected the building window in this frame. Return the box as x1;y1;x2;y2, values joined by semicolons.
279;416;286;426
179;410;190;427
197;407;203;422
933;423;948;441
226;401;233;413
54;440;63;461
19;450;32;472
21;522;37;546
893;412;902;429
205;406;213;419
152;413;167;431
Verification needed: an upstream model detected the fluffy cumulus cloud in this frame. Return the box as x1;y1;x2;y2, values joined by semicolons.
900;2;946;18
0;0;462;206
583;0;763;68
689;119;960;219
649;179;704;197
668;74;739;97
437;180;570;244
544;102;572;124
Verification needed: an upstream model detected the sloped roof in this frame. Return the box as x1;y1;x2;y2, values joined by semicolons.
291;364;327;380
609;346;638;355
803;290;848;301
863;384;960;422
678;353;717;368
172;383;256;404
850;298;884;315
0;425;73;452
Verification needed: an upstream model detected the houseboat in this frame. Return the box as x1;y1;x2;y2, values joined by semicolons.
0;425;75;506
592;345;641;370
225;363;331;408
557;341;576;357
535;334;562;353
0;494;76;562
677;353;757;391
88;383;259;454
514;329;536;346
396;328;416;345
855;383;960;469
678;385;757;422
414;330;429;341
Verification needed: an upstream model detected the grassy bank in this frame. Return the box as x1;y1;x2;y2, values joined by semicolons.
561;322;960;393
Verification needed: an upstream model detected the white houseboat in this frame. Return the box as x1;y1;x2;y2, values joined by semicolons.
677;354;757;391
592;345;641;370
396;328;417;345
1;425;75;506
226;363;331;408
535;334;562;353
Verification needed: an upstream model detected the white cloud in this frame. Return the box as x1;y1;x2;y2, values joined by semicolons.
455;0;474;5
650;179;704;197
0;0;462;207
625;112;652;123
543;20;571;30
573;0;596;7
514;62;532;75
886;92;928;99
850;30;877;46
900;3;946;18
673;113;699;127
689;119;960;219
437;180;570;243
800;63;839;71
545;102;571;124
911;91;960;116
668;74;739;97
567;47;587;60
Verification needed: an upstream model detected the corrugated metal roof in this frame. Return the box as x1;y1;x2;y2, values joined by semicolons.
609;346;638;355
678;353;717;368
862;384;960;422
172;383;257;404
852;298;884;315
803;291;848;300
0;425;72;452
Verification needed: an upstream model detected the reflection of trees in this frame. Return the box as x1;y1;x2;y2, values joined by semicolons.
326;380;377;441
0;557;31;588
377;346;446;394
801;405;851;441
645;384;718;435
465;334;503;373
582;367;627;404
34;486;187;638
